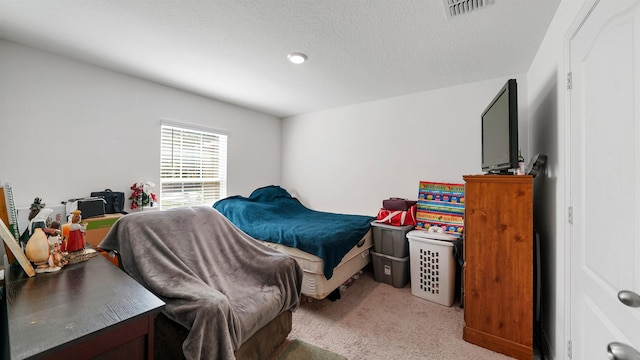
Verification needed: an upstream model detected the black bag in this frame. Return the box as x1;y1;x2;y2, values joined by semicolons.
382;198;417;211
91;189;126;214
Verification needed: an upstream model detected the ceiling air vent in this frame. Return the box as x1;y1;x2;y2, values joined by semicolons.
443;0;490;18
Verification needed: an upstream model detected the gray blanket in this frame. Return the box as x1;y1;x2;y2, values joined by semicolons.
99;206;303;360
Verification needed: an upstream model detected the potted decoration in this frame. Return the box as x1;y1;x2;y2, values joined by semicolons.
129;181;157;210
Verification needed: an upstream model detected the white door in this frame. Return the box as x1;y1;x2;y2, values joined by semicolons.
569;0;640;359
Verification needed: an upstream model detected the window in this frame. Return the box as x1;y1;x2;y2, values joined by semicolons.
160;123;227;210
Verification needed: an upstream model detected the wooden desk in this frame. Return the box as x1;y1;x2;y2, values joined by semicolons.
3;253;165;360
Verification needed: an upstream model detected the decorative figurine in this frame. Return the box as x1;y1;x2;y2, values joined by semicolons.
64;210;86;253
24;207;66;273
25;228;51;273
47;221;61;242
19;197;47;248
46;221;66;270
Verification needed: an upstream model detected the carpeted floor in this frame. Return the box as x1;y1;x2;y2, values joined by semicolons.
271;265;516;360
276;339;346;360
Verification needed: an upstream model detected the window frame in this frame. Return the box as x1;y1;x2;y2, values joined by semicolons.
159;120;228;210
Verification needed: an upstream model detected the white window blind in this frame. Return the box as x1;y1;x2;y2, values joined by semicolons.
160;124;227;210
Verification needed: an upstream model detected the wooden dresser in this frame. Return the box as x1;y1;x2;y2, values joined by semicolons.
462;175;533;360
3;252;165;359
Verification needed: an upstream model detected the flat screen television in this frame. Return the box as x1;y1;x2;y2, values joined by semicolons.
481;79;518;174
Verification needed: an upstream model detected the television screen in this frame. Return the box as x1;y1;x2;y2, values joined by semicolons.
481;79;518;173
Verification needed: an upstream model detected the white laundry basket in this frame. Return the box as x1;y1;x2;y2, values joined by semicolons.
407;229;458;306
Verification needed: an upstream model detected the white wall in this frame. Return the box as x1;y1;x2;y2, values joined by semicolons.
526;0;586;358
0;39;282;211
281;76;528;216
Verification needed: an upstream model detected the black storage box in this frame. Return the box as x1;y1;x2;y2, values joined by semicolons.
76;198;106;219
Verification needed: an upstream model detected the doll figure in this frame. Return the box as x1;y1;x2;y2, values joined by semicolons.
45;220;61;242
46;221;66;270
47;239;66;270
64;210;86;253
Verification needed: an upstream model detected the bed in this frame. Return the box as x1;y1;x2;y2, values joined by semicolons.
213;185;375;300
98;206;303;360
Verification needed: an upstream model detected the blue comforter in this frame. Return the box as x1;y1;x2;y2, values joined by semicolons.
213;186;374;279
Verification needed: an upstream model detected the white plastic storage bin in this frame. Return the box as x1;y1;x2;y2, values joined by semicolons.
407;229;457;306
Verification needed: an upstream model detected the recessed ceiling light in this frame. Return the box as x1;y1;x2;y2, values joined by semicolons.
287;52;307;64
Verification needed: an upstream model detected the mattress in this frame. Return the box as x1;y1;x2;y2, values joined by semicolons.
213;186;375;280
257;230;373;299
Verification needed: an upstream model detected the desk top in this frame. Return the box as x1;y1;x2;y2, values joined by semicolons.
4;253;165;359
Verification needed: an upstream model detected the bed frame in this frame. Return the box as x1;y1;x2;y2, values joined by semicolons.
256;230;373;299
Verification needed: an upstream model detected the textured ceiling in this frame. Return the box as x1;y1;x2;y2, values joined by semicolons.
0;0;560;118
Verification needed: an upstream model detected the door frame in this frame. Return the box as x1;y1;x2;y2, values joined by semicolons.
564;0;599;359
563;2;591;358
